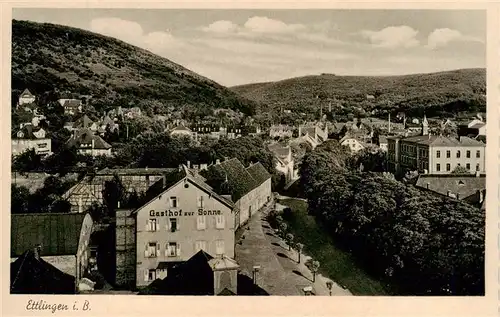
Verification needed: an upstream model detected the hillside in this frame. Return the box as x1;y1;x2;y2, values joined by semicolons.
11;20;259;115
230;69;486;118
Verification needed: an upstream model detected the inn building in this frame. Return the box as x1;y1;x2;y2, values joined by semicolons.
115;166;236;288
115;159;272;289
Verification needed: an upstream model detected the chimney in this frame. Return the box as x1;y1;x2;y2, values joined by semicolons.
447;190;451;197
216;159;221;165
117;201;121;209
475;171;481;177
187;161;191;169
456;193;460;200
34;245;41;261
298;125;302;137
426;182;429;189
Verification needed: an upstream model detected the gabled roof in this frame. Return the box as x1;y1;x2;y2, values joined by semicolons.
137;167;234;214
66;128;112;150
60;99;82;108
171;125;191;132
416;174;486;201
246;162;271;186
15;124;45;139
74;115;94;129
11;250;75;294
268;143;290;159
97;167;177;176
11;213;88;257
20;88;35;98
204;158;259;202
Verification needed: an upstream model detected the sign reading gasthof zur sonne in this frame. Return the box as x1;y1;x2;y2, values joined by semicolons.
149;209;221;217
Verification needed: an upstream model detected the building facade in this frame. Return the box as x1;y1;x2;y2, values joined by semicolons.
11;213;93;288
115;171;236;288
18;88;36;106
388;133;486;175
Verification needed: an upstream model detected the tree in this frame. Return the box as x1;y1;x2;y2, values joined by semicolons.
452;165;471;175
278;223;288;239
12;149;42;172
11;184;30;213
285;233;294;251
296;243;304;263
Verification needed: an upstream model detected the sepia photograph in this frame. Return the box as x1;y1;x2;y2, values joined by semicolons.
9;8;486;298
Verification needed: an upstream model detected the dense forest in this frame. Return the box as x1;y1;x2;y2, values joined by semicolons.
231;69;486;119
11;20;259;116
297;140;485;295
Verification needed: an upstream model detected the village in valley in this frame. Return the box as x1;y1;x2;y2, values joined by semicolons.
10;12;485;297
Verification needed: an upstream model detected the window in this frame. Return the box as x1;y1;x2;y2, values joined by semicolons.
476;163;480;171
466;163;471;170
169;218;178;232
148;269;156;281
446;150;451;158
436;164;440;172
436;150;441;158
197;215;206;230
195;240;207;252
166;242;179;257
446;163;451;172
145;242;158;258
215;215;225;229
476;150;481;158
466;150;471;158
169;197;178;208
197;196;204;208
38;143;47;148
456;150;461;158
148;219;157;232
215;240;225;255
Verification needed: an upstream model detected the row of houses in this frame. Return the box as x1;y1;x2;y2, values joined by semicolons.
168;123;262;141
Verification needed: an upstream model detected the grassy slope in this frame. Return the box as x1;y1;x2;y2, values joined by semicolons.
279;198;392;295
231;69;486;117
11;19;258;115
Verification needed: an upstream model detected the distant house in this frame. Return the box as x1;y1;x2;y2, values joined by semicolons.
170;125;195;139
18;88;36;106
74;114;98;131
297;123;328;149
366;94;375;100
10;213;93;289
269;125;293;139
58;99;83;115
63;167;178;213
378;136;388;151
268;143;296;183
123;107;142;119
66;128;112;157
340;136;366;153
415;174;485;208
458;119;486;138
11;123;52;157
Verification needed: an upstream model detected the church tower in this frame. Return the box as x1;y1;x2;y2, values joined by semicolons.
422;114;429;136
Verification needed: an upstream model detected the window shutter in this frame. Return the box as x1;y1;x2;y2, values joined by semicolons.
144;249;149;258
156;220;160;231
202;216;206;230
144;270;148;282
221;215;225;229
176;244;181;257
167;219;171;231
145;220;150;232
156;243;160;257
177;219;180;231
165;246;168;257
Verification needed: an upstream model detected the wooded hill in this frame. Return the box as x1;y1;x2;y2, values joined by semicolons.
231;69;486;119
11;20;259;115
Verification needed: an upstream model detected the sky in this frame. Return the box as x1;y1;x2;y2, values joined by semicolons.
13;9;486;86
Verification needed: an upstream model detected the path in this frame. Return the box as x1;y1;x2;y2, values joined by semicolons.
235;201;351;296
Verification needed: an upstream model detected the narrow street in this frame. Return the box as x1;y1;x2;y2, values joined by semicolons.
235;202;351;296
